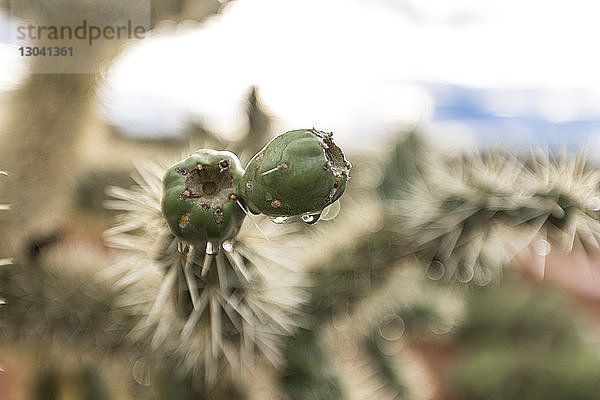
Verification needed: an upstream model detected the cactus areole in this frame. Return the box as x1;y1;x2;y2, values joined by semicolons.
162;150;245;242
238;128;351;220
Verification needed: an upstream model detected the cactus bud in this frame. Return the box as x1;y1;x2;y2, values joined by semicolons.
238;129;351;222
161;150;245;242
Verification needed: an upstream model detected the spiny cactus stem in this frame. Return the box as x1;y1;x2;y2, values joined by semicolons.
162;150;245;241
239;128;351;219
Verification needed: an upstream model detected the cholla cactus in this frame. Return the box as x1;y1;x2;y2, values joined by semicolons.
104;129;348;388
239;129;351;223
162;149;246;242
0;242;139;400
298;134;600;400
391;147;600;283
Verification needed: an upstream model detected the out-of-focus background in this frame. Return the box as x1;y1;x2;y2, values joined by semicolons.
3;1;600;399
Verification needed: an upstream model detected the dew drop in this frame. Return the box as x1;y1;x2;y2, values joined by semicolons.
457;264;475;283
551;206;565;218
320;201;341;221
426;260;445;280
222;240;233;252
133;357;152;386
271;216;288;224
590;197;600;211
301;213;321;224
378;315;405;341
430;320;454;335
206;241;216;255
473;265;493;286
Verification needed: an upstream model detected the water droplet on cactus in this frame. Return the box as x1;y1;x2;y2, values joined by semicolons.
457;264;474;283
206;241;216;255
320;200;341;221
378;315;405;341
222;240;233;252
430;320;454;335
473;265;493;286
426;260;445;280
237;129;351;217
132;357;152;386
270;216;288;224
551;206;565;218
301;213;321;224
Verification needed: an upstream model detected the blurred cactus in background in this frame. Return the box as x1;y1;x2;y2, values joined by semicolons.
5;120;600;399
0;0;236;259
233;86;273;163
452;280;600;400
394;149;600;283
239;128;351;221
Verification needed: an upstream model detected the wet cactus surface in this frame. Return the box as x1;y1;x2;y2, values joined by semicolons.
238;128;351;222
161;150;246;242
161;129;351;239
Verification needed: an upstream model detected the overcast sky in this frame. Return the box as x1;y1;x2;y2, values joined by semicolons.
4;0;600;152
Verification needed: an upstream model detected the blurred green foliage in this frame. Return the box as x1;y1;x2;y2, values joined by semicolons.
454;346;600;400
459;282;580;349
452;280;600;400
281;328;343;400
152;364;245;400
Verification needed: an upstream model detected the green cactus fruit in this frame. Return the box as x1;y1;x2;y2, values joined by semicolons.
238;128;351;223
161;150;245;242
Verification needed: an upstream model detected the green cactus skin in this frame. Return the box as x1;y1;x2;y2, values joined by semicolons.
238;129;351;221
161;150;245;242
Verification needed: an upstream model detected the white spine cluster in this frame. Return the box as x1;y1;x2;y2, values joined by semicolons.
393;150;600;282
104;162;306;384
